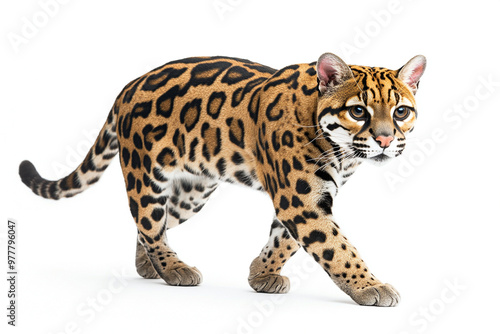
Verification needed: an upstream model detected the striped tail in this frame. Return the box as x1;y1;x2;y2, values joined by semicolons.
19;108;119;200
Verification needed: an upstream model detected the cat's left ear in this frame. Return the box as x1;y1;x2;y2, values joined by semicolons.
397;55;426;95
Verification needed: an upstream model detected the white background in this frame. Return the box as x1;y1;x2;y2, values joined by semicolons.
1;0;500;333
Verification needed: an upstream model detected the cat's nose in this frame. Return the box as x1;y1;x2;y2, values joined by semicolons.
375;135;394;148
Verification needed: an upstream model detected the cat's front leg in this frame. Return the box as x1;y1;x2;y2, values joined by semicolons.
273;179;399;306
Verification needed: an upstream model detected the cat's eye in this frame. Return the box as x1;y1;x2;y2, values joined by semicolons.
394;107;411;121
349;106;367;121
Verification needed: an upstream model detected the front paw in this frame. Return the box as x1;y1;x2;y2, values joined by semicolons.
249;274;290;294
350;283;400;307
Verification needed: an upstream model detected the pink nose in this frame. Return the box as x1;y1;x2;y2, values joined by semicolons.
375;135;394;148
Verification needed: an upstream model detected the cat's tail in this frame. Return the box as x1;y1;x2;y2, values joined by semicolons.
19;104;120;200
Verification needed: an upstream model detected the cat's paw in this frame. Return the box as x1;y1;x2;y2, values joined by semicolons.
249;274;290;294
136;258;160;279
351;283;400;307
162;265;203;286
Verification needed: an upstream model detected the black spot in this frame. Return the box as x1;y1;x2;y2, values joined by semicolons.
140;195;167;208
141;232;154;245
181;179;193;192
306;66;316;76
295;179;311;194
323;249;334;261
226;117;245;148
157;147;176;167
279;196;289;210
291;196;304;208
292;157;303;170
156;85;180;119
216;158;226;176
234;171;253;187
168;207;181;219
314;169;335;183
132;101;152;119
95;131;112;155
172;129;186;157
302;230;326;246
231;77;267;108
170;196;179;205
141;217;152;230
131;150;141;169
192;204;205;213
189;137;199;162
119;114;132;139
122;147;130;166
143;155;152;173
207;91;226;120
293;215;306;224
180;98;202;132
282;159;291;186
332;228;338;236
142;124;168;151
345;262;351;269
282;220;299;239
281;131;294;148
136;179;142;194
318;192;333;215
129;197;139;221
247;87;261;124
151;208;165;222
271;131;281;151
302;84;317;96
80;151;96;174
187;61;233;87
265;93;283;121
312;253;320;262
221;66;255;85
231;152;244;165
263;66;299;91
142;67;187;92
272;237;279;249
126;172;136;191
153;167;168;182
302;211;318;219
180;201;191;210
122;76;146;104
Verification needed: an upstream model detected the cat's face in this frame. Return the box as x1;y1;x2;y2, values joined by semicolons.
316;53;426;165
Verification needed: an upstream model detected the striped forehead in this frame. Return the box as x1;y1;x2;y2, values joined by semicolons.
350;66;402;106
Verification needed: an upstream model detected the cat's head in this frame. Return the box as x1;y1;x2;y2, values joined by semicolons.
316;53;426;165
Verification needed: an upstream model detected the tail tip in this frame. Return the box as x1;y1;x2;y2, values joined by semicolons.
19;160;40;187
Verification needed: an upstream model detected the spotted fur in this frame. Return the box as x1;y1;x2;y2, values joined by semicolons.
19;53;426;306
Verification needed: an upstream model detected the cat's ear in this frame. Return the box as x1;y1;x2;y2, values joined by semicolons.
397;55;426;95
317;53;352;94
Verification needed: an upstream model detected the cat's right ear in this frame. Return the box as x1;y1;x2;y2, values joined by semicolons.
317;53;352;94
397;55;426;95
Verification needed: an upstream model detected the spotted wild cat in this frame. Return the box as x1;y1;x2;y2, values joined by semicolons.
19;53;426;306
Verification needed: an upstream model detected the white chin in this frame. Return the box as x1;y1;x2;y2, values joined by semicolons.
366;154;393;166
